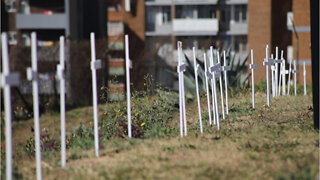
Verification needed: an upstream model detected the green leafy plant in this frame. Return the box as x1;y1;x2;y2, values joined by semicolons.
24;132;60;156
167;47;250;97
67;75;179;150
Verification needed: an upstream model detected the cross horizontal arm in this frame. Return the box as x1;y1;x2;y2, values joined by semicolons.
210;63;221;72
221;66;231;71
91;59;102;70
214;71;221;78
177;63;186;72
249;64;258;69
206;71;213;79
56;64;64;80
0;73;20;87
26;67;38;81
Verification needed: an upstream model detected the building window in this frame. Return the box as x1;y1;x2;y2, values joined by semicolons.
233;36;247;54
8;31;17;45
221;8;230;23
22;33;31;46
5;0;16;13
20;0;30;14
146;6;171;32
234;5;247;23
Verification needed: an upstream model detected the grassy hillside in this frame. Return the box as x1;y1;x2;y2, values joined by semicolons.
2;87;318;179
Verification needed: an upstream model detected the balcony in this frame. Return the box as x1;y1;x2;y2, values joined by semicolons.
146;23;172;36
16;14;67;29
108;22;124;36
172;18;219;36
145;0;218;6
227;22;247;35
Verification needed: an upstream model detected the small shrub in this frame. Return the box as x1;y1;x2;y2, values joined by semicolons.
24;132;60;156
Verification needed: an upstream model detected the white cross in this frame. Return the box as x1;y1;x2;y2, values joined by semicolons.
203;53;212;126
249;49;258;109
192;47;203;134
292;60;299;96
177;41;187;137
26;32;42;180
57;36;66;167
216;51;225;120
271;54;275;97
275;47;279;96
303;62;307;95
90;32;101;157
125;35;133;138
1;32;20;180
279;51;287;96
209;47;220;130
263;45;273;107
287;59;293;95
222;51;231;114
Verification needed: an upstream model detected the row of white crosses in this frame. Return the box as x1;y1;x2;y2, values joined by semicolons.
1;31;309;179
177;42;231;136
1;31;93;180
261;45;307;107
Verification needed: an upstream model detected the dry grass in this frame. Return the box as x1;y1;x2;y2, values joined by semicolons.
9;92;319;180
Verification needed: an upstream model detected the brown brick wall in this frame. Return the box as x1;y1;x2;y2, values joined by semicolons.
123;0;145;41
292;0;311;83
248;0;272;83
108;11;124;21
292;0;310;26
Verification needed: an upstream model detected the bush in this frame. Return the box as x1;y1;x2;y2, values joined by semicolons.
24;132;60;156
67;75;179;150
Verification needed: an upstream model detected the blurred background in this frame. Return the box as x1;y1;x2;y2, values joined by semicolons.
1;0;312;119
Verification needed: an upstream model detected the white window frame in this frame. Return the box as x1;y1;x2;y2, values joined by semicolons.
8;31;17;45
5;0;16;13
22;33;31;46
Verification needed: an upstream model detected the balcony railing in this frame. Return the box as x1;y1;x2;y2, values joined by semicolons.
16;14;67;29
173;18;219;35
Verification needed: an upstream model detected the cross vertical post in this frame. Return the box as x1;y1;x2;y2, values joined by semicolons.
57;36;66;167
294;60;298;96
27;32;42;180
281;51;286;95
125;35;132;138
177;41;187;136
203;53;212;126
217;51;225;119
222;51;230;114
265;45;270;106
275;47;279;96
278;51;283;96
209;47;220;130
303;62;307;95
90;32;100;156
249;49;258;109
192;47;203;134
271;54;275;97
287;60;292;95
1;32;20;180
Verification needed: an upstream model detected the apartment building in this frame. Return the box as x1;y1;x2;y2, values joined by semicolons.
2;0;107;106
107;0;146;99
